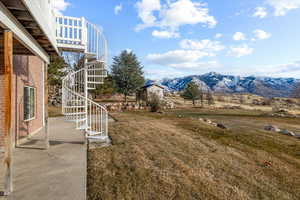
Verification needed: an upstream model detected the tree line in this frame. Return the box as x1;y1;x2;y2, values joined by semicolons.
48;50;145;102
48;50;300;104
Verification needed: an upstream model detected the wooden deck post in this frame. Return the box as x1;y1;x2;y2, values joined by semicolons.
44;62;49;149
3;30;13;195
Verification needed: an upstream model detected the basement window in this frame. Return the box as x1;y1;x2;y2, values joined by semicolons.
24;86;36;121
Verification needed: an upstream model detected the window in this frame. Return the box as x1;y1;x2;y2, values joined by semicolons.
59;17;62;24
60;27;63;37
74;20;77;26
79;29;82;39
64;18;68;25
24;86;35;121
69;27;73;38
64;27;68;38
74;28;77;39
69;19;73;26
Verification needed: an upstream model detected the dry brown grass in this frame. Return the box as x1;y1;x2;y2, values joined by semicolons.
48;106;63;117
87;108;300;200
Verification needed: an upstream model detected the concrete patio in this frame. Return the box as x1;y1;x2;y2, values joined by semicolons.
1;117;87;200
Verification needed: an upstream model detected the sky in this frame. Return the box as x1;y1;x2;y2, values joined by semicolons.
52;0;300;80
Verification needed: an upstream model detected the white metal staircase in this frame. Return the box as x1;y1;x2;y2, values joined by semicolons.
58;15;110;143
62;59;109;142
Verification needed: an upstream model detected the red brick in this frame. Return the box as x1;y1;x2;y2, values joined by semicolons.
0;55;44;148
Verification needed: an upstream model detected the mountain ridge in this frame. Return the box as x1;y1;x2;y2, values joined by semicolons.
147;72;300;98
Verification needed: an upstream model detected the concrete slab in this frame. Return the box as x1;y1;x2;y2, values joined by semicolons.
1;117;87;200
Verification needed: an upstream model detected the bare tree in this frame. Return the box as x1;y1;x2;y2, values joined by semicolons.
206;90;215;105
62;52;85;71
239;94;245;104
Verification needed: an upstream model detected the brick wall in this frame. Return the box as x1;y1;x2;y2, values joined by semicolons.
0;55;44;148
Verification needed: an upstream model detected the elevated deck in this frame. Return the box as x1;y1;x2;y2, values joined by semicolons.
55;15;108;63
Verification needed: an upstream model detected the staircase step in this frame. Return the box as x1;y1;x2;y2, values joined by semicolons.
87;69;104;71
64;112;86;116
64;106;85;108
86;135;108;141
68;100;85;103
87;75;105;78
87;81;104;84
77;124;90;130
86;130;103;136
66;118;87;122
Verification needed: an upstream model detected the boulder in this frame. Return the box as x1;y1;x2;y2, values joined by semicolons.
279;129;295;136
211;122;218;126
264;125;281;132
203;119;212;124
217;123;227;129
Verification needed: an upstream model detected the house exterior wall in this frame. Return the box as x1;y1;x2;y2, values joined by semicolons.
0;55;44;149
146;85;164;100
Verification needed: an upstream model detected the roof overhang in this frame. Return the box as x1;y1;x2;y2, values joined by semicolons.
0;0;59;63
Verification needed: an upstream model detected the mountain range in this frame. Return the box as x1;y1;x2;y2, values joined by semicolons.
147;72;300;98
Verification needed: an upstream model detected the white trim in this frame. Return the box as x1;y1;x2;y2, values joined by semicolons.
24;86;36;122
0;1;50;63
42;62;45;126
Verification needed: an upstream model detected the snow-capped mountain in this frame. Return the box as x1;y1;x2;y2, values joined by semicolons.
147;72;300;98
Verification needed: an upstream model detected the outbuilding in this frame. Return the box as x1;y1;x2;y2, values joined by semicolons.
136;83;165;102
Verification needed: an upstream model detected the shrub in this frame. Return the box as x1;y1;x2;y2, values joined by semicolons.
148;93;162;112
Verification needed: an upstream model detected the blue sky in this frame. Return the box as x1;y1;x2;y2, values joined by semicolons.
53;0;300;80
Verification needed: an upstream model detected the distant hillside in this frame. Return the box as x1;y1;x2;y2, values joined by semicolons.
147;72;300;98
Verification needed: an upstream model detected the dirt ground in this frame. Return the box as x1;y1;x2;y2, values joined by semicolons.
87;108;300;200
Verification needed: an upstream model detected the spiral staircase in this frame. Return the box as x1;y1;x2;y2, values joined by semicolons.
62;59;109;143
57;15;110;144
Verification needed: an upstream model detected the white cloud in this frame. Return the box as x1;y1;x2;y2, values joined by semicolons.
253;29;271;40
266;0;300;16
152;30;180;38
136;0;161;30
233;32;246;41
145;68;184;79
253;7;268;18
135;0;217;35
159;0;217;29
114;3;123;15
229;44;254;57
52;0;70;15
215;33;223;39
240;60;300;78
146;50;215;68
179;39;225;52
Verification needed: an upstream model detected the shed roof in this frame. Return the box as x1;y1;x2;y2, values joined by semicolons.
141;83;165;89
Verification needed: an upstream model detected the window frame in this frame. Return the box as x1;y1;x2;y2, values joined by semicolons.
24;86;36;122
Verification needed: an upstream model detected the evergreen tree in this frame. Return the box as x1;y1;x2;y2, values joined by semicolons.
48;56;66;86
90;75;116;99
181;82;202;106
111;50;145;102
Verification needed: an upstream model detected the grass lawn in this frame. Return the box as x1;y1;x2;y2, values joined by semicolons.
48;106;63;117
87;108;300;200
